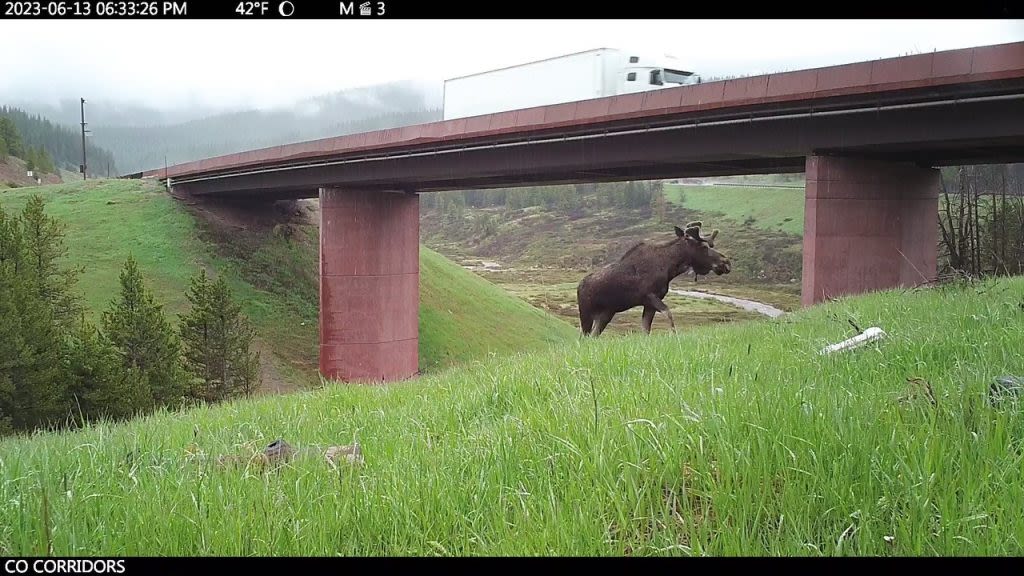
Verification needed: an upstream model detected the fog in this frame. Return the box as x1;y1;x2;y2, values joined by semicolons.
2;19;1020;173
3;19;1021;113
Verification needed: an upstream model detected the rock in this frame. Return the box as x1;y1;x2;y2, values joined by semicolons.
325;443;363;467
264;439;295;465
989;375;1024;406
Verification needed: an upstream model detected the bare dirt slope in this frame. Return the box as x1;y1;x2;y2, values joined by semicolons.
0;157;63;188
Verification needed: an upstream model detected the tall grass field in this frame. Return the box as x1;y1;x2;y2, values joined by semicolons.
2;277;1023;555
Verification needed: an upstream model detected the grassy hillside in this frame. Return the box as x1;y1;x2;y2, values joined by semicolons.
1;277;1022;555
0;179;575;390
664;184;805;235
419;248;577;371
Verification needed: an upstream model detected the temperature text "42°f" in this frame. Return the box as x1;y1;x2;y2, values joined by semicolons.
235;1;271;15
340;1;384;15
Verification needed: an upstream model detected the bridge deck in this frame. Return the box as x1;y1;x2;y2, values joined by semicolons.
147;41;1024;183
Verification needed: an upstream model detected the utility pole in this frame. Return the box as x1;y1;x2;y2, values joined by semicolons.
80;97;89;180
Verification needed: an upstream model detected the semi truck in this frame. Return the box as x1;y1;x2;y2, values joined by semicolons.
442;48;702;121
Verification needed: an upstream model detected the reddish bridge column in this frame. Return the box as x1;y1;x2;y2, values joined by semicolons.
801;155;939;307
319;188;419;382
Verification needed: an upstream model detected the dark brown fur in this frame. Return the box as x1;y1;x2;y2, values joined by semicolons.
576;222;731;336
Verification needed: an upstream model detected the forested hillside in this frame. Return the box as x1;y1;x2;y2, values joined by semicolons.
0;106;118;177
11;82;443;175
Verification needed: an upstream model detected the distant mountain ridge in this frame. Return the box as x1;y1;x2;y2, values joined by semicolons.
8;81;444;174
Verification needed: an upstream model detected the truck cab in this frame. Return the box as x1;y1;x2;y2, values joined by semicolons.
617;53;701;94
441;48;703;121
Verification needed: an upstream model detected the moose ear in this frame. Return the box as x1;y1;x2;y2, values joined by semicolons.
674;226;685;237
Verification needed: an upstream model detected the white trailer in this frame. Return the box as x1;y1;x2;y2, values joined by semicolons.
442;48;702;121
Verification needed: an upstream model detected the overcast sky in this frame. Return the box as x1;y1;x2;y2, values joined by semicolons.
3;19;1022;111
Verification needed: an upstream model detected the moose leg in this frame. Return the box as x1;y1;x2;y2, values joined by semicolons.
645;294;676;332
642;306;656;334
579;308;594;338
591;311;614;337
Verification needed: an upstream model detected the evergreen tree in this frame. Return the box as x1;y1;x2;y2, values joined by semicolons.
40;148;55;174
101;255;185;412
0;375;12;435
179;269;216;401
0;204;66;432
25;149;36;173
30;147;55;174
63;314;136;424
19;195;82;328
180;269;261;402
0;206;21;434
0;117;24;159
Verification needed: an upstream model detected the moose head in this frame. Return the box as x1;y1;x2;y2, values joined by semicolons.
672;221;731;277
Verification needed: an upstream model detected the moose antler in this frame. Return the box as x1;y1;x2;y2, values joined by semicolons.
684;224;719;247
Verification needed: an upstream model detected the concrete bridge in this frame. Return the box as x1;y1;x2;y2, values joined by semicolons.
145;41;1024;383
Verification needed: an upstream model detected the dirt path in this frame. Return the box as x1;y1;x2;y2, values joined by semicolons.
669;289;786;318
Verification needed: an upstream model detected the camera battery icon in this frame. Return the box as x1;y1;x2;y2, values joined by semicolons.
359;2;371;14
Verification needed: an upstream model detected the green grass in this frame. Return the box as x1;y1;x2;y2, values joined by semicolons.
1;180;212;318
419;247;577;371
665;185;805;235
0;179;576;388
2;277;1023;555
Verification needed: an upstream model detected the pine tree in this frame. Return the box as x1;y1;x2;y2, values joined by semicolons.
29;147;55;175
0;374;13;435
39;148;55;174
102;255;185;412
0;206;21;435
179;269;217;401
19;195;81;328
0;117;23;159
0;203;66;432
180;269;260;402
63;314;136;424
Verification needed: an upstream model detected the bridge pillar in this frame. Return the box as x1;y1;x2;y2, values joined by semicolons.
801;155;939;307
319;188;419;382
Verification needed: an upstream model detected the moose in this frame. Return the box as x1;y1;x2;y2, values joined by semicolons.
576;222;731;337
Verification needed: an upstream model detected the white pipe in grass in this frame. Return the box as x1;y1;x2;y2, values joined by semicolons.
819;327;887;355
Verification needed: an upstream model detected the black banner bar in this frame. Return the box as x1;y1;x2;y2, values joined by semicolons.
0;0;1020;18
